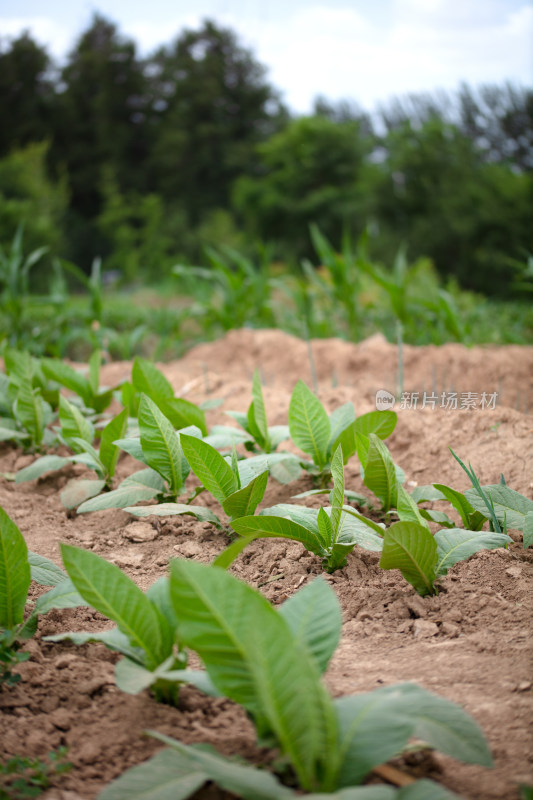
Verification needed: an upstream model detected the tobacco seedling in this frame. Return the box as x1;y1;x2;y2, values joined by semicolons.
0;351;56;450
41;350;119;415
99;558;492;799
227;446;385;572
47;544;214;705
227;370;290;455
16;404;129;510
288;379;396;485
0;507;85;687
379;520;512;596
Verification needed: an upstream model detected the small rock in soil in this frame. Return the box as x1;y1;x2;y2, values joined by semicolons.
413;619;439;638
123;521;158;542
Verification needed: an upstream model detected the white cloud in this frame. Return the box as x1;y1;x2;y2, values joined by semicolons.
0;16;71;56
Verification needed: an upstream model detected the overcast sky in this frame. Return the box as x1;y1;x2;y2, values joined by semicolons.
1;0;531;113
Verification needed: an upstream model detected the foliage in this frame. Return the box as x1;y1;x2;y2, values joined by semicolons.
97;557;491;798
227;369;289;454
0;748;71;800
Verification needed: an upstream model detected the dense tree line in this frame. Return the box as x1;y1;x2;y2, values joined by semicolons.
0;14;531;294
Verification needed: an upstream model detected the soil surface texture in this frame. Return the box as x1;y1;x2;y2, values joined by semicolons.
1;329;532;800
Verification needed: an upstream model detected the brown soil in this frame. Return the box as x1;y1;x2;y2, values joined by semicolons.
1;330;532;800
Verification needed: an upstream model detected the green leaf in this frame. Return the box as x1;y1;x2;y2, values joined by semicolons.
223;471;269;519
354;411;397;441
28;551;67;586
34;579;87;614
153;735;296;800
289;380;330;468
60;544;164;667
0;426;29;442
524;512;533;549
180;434;238;504
59;395;94;450
397;780;462;800
250;370;270;447
336;509;384;551
433;483;483;530
418;508;456;527
77;483;160;513
99;409;128;479
410;485;447;504
41;358;91;405
122;469;167;491
329;445;345;536
435;529;512;575
45;627;143;662
98;747;207;800
355;432;369;469
61;478;107;510
334;682;491;789
396;486;429;528
317;507;334;549
124;503;220;526
132;357;174;402
363;435;400;512
16;455;71;483
139;395;188;495
0;507;30;628
465;485;533;531
169;559;335;791
70;437;104;474
279;577;341;674
328;403;356;461
379;522;438;596
158;398;208;437
15;382;44;445
114;437;149;465
232;514;323;556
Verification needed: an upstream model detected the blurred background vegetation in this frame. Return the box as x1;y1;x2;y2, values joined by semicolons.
0;14;532;358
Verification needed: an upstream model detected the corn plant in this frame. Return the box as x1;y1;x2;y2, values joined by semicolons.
0;225;48;346
98;558;492;799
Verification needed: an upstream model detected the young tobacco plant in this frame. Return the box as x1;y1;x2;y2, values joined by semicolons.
0;350;56;450
288;379;397;486
46;544;215;705
16;404;129;510
98;558;492;800
41;350;119;415
0;506;85;687
227;445;385;572
226;369;290;455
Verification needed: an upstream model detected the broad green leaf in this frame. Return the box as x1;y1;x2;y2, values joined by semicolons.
125;503;220;526
329;445;345;535
524;512;533;549
410;485;447;504
45;627;143;663
260;503;319;531
99;409;128;479
226;410;250;431
232;514;323;555
61;478;106;510
379;522;438;596
77;483;160;513
279;577;341;674
158;398;208;437
237;453;300;487
152;734;296;800
122;468;167;491
289;380;330;468
180;434;238;504
0;507;30;628
98;747;207;800
169;559;336;791
363;435;400;512
132;357;174;402
146;577;179;658
354;411;397;441
328;403;356;461
419;508;455;527
88;350;101;396
269;425;290;450
16;455;71;483
15;382;44;445
465;484;533;531
114;437;149;464
41;358;91;405
70;437;104;474
317;507;334;549
269;455;302;484
34;578;86;614
60;544;164;667
223;470;269;519
139;395;187;494
334;682;491;789
435;529;512;575
28;550;67;585
397;780;462;800
355;432;369;469
433;483;484;530
396;485;429;528
251;370;270;446
59;395;94;449
0;426;29;442
335;509;384;552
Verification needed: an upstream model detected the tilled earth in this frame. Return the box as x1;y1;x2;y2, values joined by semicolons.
0;330;532;800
